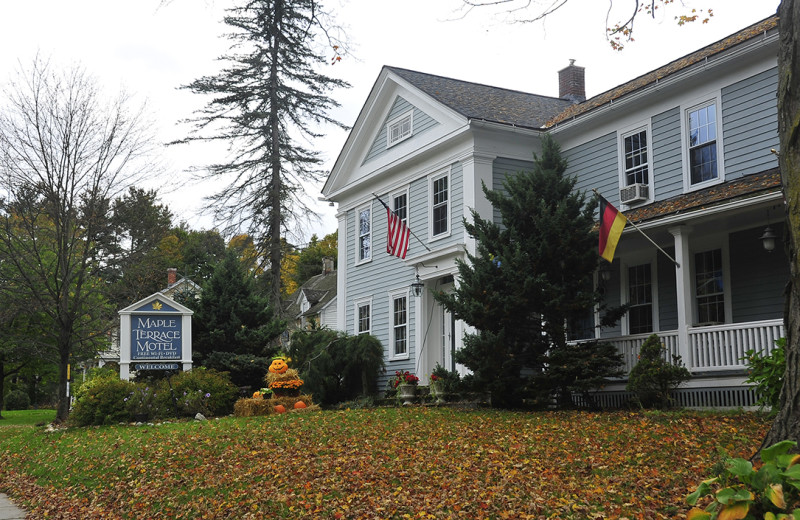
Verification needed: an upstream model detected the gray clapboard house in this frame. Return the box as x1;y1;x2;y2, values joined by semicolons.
322;15;787;405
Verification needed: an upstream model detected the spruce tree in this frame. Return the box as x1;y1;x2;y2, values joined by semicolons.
175;0;350;304
435;135;609;408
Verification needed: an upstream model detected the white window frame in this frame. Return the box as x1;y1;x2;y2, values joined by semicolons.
389;289;410;360
428;169;451;241
619;253;659;336
681;95;725;192
354;297;372;335
617;122;654;206
391;188;410;225
355;203;372;265
690;236;732;326
386;110;413;148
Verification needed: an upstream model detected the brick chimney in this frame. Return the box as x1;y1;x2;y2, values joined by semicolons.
322;257;334;275
558;59;585;104
167;268;177;286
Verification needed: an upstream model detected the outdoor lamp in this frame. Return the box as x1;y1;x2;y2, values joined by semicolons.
411;273;424;297
600;266;612;282
760;226;776;252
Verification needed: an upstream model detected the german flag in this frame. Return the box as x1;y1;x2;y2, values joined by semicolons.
598;196;627;262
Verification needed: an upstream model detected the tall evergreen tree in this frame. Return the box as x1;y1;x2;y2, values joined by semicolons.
175;0;350;305
435;135;608;408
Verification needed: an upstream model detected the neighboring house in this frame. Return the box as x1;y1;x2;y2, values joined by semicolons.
160;267;202;301
284;258;338;332
323;15;786;407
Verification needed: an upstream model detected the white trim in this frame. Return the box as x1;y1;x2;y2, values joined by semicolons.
619;252;660;336
681;94;725;193
428;167;452;241
617;121;654;208
689;236;732;326
386;109;414;148
354;297;373;335
355;203;373;265
389;289;410;360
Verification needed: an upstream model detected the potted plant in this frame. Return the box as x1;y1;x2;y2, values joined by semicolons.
390;370;419;405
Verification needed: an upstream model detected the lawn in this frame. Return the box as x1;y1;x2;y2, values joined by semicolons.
0;407;770;519
0;409;56;426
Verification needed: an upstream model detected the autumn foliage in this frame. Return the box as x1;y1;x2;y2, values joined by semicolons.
0;408;769;519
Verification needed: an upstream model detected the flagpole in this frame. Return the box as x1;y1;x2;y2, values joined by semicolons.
592;189;680;268
372;192;432;253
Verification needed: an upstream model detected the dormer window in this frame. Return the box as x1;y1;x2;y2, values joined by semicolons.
386;110;413;147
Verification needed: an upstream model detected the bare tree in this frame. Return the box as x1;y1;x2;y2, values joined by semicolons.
0;58;156;421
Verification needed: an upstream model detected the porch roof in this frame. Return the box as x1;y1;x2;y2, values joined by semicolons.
623;168;781;225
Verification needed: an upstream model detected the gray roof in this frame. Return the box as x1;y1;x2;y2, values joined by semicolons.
387;66;572;130
284;270;337;320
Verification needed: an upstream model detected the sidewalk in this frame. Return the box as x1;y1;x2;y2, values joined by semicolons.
0;493;26;520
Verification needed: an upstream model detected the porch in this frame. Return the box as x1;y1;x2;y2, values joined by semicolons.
609;318;784;375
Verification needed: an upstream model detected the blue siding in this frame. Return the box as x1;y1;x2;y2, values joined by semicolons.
729;223;788;323
362;96;439;165
722;67;779;178
652;107;683;200
600;259;622;338
657;247;679;331
492;157;534;226
565;132;618;205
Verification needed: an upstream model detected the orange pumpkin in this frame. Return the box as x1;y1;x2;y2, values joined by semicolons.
294;401;307;409
269;358;289;374
274;404;286;414
252;391;262;399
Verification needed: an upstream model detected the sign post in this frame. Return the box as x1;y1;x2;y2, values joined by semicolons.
118;294;193;380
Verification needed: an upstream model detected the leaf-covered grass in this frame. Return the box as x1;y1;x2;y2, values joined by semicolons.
0;409;56;426
0;408;770;519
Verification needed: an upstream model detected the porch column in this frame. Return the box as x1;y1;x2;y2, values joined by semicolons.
668;226;693;368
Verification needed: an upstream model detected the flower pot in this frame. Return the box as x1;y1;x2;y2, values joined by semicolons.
430;382;446;404
397;384;416;406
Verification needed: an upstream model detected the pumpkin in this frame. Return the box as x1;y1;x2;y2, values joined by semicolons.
294;401;307;409
252;391;262;399
269;358;289;374
274;404;286;414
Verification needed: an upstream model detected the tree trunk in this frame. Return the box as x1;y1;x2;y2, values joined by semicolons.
269;0;285;307
762;0;800;449
55;337;71;422
0;358;5;419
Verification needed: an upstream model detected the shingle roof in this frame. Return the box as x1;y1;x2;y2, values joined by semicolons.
624;169;782;225
546;16;778;127
387;66;572;129
283;271;337;319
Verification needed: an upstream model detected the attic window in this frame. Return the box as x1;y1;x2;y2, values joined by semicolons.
386;110;413;147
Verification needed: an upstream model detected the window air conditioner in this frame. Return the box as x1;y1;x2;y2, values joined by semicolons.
619;183;649;204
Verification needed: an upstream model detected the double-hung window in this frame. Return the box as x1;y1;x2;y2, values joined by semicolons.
357;205;371;263
386;110;413;148
393;192;408;224
431;173;449;238
623;129;649;186
628;264;653;334
391;293;408;358
695;249;725;324
687;101;719;185
356;299;371;335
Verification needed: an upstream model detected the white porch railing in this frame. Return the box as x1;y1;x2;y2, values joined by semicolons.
689;319;784;371
601;319;783;374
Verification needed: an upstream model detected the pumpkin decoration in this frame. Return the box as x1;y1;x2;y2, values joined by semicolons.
294;401;307;409
269;357;289;374
274;404;286;414
252;391;263;399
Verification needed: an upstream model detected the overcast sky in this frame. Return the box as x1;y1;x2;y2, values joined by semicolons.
0;0;782;243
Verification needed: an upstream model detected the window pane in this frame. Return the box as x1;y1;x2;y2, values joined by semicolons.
393;193;407;222
393;296;407;356
695;249;724;324
624;131;649;185
628;264;653;334
432;176;448;236
358;304;370;334
688;104;718;184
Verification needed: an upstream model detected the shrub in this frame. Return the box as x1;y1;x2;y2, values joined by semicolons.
626;333;690;408
165;368;238;417
744;337;785;411
686;440;800;518
202;351;273;390
430;364;462;401
4;389;31;411
69;378;136;426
